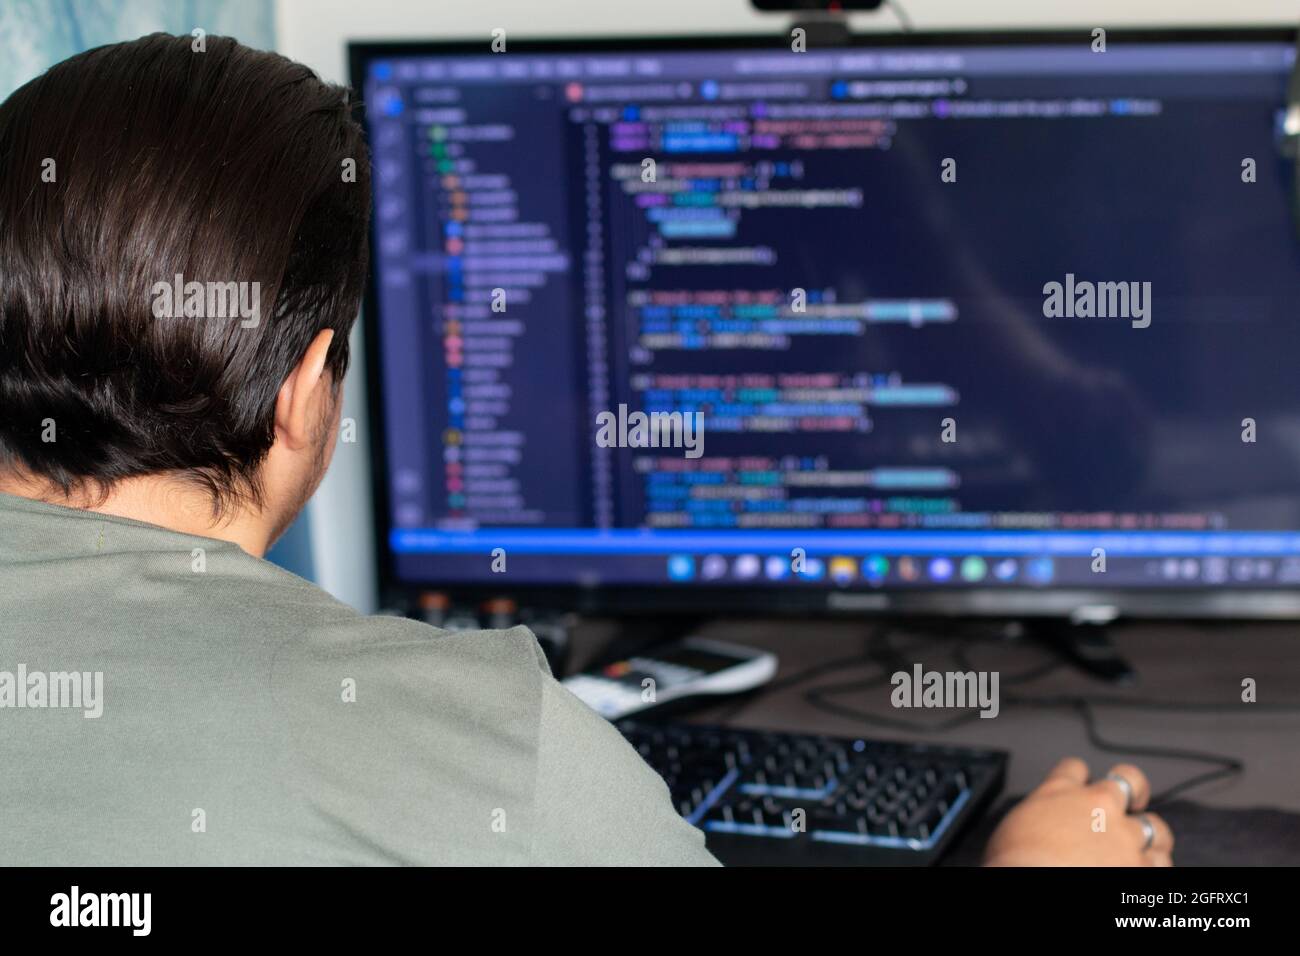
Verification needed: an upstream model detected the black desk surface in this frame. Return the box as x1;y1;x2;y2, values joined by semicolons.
566;619;1300;865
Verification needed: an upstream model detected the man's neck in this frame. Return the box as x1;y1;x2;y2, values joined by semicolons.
0;471;274;557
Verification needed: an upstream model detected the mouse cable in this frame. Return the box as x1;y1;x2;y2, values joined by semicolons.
1004;694;1245;807
798;622;1300;804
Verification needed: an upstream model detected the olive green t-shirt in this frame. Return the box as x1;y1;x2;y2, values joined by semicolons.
0;492;717;866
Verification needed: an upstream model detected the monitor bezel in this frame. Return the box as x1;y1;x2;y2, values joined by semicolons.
349;25;1300;619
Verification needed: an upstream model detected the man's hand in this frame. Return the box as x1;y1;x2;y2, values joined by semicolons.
984;759;1174;866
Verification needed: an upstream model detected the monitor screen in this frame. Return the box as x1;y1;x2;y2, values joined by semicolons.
352;31;1300;611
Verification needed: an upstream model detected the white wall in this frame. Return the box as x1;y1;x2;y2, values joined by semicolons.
278;0;1300;612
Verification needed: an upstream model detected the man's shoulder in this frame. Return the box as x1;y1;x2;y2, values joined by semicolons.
258;574;555;747
244;559;552;697
264;607;560;863
270;609;554;710
177;543;553;684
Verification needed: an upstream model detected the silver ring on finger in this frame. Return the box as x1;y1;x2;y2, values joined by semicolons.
1138;813;1156;852
1106;772;1134;813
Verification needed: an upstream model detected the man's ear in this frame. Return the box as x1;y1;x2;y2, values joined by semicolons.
274;329;336;451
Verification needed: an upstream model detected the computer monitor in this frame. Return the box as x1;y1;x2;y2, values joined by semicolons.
350;28;1300;618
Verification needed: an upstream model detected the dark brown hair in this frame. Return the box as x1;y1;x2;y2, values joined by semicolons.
0;33;371;512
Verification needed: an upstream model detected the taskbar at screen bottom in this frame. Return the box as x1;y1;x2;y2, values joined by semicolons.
392;551;1300;590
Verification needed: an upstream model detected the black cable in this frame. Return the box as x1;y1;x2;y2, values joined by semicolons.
799;622;1060;732
796;622;1300;804
806;681;985;732
1006;696;1245;807
801;650;1058;733
707;620;1299;805
708;624;889;721
711;619;964;722
1001;691;1300;806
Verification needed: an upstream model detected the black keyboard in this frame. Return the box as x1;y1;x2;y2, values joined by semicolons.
619;720;1007;866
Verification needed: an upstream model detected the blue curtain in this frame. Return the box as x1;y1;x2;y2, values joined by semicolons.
0;0;276;98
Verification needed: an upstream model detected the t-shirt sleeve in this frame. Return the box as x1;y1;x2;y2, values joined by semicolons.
528;675;721;866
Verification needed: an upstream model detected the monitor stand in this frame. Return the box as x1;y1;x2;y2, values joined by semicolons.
1021;611;1138;685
